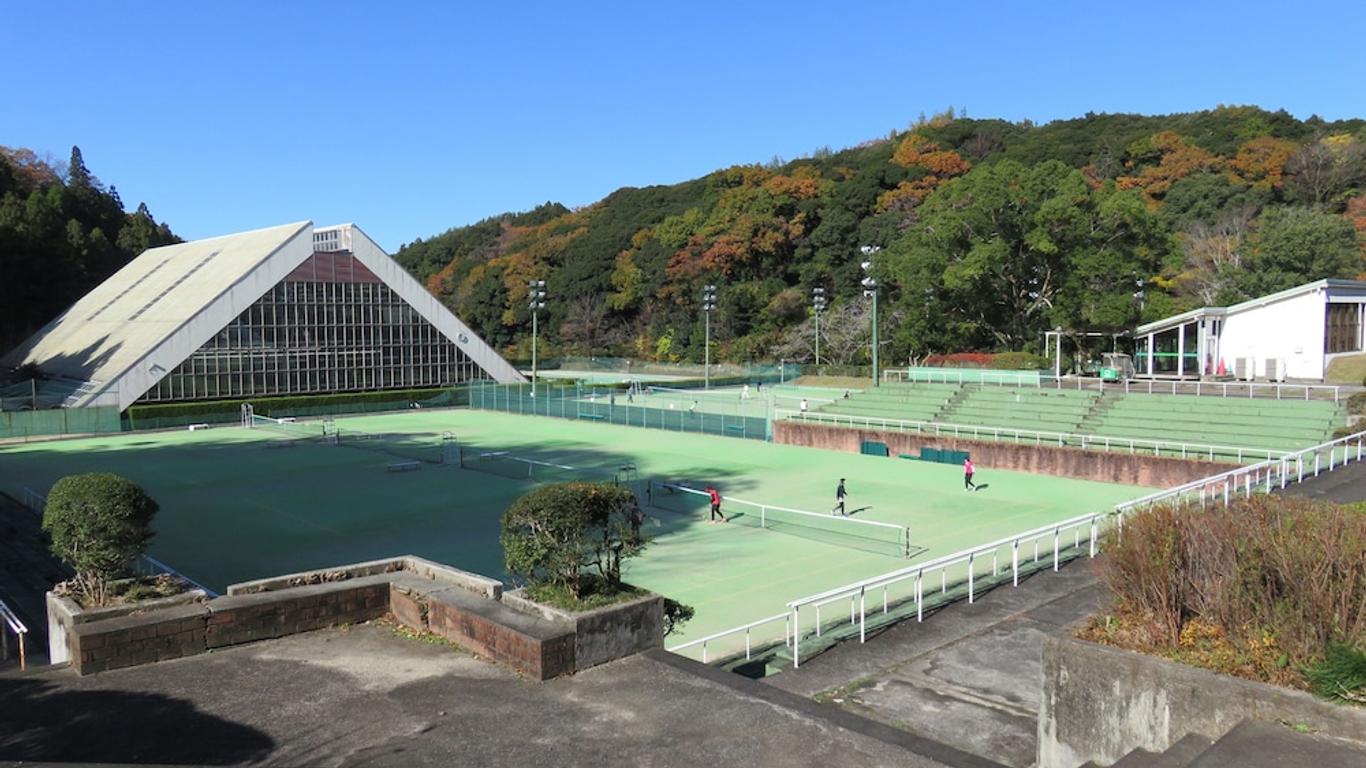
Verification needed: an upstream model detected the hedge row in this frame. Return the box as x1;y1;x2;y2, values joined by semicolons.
124;386;469;426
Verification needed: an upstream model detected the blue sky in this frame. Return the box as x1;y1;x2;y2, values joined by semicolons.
4;1;1362;251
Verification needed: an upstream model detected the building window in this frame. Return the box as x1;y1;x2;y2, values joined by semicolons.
136;255;489;403
1325;303;1361;354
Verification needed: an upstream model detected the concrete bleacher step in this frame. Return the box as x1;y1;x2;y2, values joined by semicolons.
1190;720;1366;768
1108;733;1215;768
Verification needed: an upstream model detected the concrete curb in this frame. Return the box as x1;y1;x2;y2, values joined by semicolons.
646;649;1009;768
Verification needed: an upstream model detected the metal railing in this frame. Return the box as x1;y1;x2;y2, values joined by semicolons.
666;612;790;663
881;369;1342;401
1116;431;1366;513
21;486;45;514
778;410;1290;464
134;554;219;598
785;512;1104;667
669;429;1366;668
0;598;28;670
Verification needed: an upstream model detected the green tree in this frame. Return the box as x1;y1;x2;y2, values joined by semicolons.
886;160;1170;351
501;482;644;600
1237;206;1362;296
42;473;159;607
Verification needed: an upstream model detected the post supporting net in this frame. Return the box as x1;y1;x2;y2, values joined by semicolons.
248;414;328;443
646;481;911;558
332;424;444;465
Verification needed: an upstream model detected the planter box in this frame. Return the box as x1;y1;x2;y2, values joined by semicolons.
1038;635;1366;768
46;589;207;666
502;588;663;672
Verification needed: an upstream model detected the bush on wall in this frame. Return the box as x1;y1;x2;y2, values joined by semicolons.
501;482;645;601
43;473;159;607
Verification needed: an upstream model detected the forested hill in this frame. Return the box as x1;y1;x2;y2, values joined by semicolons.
397;107;1366;366
0;146;179;354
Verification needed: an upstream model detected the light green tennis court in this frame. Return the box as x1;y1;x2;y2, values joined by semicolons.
0;408;1149;657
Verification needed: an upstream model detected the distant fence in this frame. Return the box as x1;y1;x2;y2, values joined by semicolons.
470;381;771;440
882;368;1343;401
885;368;1047;386
0;405;123;441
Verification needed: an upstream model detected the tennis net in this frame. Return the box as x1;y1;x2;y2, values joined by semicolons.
646;481;911;558
332;424;444;465
458;449;597;482
249;414;328;442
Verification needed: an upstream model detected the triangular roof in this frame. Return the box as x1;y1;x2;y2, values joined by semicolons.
3;221;524;410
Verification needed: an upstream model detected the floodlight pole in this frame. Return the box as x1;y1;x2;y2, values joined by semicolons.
861;246;882;387
812;287;826;369
528;280;547;392
703;284;718;389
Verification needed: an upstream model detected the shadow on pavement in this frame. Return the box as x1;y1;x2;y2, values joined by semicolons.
0;676;274;764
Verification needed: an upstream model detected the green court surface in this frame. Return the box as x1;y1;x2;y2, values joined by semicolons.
0;409;1149;657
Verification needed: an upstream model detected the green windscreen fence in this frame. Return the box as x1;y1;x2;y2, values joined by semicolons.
0;406;123;440
860;440;890;456
470;381;771;441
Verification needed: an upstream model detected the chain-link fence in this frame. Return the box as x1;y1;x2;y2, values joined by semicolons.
471;381;771;440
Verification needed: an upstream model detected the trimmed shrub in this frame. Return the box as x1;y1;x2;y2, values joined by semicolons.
988;351;1052;370
42;473;159;607
923;352;995;368
501;482;645;600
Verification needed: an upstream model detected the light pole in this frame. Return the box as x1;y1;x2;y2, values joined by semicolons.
702;284;717;389
860;246;881;387
528;280;546;392
812;287;826;368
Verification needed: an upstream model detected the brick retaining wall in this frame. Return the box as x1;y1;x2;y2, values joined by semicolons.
775;421;1230;487
55;558;658;679
72;603;209;674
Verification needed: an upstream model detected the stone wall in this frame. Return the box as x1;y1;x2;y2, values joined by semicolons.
47;590;207;667
775;421;1230;487
1038;635;1366;768
59;577;391;674
205;576;390;648
502;589;663;672
226;555;502;600
52;557;660;679
70;603;209;674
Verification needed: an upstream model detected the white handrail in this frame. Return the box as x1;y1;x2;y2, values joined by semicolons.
785;512;1104;666
0;598;28;670
778;410;1290;463
135;554;219;598
1118;429;1366;512
665;612;790;663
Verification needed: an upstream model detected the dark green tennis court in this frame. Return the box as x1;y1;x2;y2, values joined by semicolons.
0;409;1149;657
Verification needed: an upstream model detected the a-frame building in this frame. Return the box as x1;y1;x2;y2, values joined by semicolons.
2;221;523;411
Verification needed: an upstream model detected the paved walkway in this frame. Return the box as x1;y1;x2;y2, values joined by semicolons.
763;557;1105;768
1280;456;1366;503
0;623;984;768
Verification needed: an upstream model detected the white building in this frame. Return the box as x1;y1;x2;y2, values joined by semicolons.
1134;279;1366;381
2;221;524;411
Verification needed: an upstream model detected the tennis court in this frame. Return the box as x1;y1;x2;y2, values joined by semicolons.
0;408;1148;656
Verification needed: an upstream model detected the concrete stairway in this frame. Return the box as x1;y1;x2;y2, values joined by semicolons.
0;492;71;666
1080;719;1366;768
